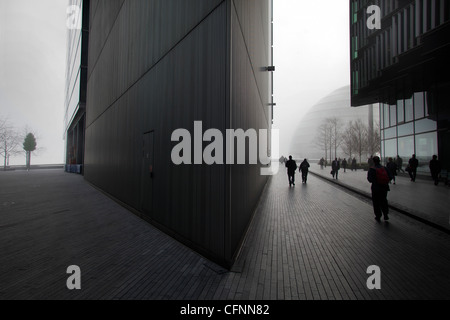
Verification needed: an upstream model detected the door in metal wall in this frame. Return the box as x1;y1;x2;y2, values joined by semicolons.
141;132;154;216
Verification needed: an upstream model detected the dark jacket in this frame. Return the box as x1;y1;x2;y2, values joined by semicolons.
285;159;297;175
332;160;340;171
409;157;419;170
367;164;393;191
386;161;397;176
300;160;310;172
429;159;441;174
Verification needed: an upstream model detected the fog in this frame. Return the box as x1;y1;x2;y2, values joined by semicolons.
0;0;350;165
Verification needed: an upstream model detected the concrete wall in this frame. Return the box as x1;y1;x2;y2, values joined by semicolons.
85;0;271;268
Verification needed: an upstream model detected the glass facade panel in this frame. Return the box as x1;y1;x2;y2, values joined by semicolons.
384;127;397;139
390;105;397;126
405;96;414;122
398;122;414;136
414;92;425;119
397;99;404;123
384;104;390;128
384;139;398;160
415;118;437;134
398;136;415;160
415;132;438;172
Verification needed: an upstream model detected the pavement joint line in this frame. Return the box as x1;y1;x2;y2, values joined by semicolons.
309;171;450;236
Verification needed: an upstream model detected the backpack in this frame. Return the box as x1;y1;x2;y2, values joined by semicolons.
376;167;390;185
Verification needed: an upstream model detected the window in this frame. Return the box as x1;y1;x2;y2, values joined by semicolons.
385;139;398;159
397;99;404;123
384;104;390;128
385;127;397;139
405;96;414;122
390;105;397;126
414;92;425;119
398;135;415;160
415;132;438;171
398;122;414;136
415;118;437;133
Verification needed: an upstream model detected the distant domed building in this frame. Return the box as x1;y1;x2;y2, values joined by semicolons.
290;85;378;161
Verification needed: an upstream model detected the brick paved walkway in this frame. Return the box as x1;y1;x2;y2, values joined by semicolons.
1;168;450;300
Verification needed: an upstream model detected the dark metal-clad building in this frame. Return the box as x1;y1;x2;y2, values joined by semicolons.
77;0;273;268
350;0;450;172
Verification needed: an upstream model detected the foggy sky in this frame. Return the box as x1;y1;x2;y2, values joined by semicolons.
0;0;350;165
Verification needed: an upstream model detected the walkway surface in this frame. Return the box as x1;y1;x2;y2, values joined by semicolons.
308;164;450;232
1;168;450;300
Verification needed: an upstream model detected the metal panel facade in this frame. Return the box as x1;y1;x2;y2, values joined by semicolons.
84;0;271;268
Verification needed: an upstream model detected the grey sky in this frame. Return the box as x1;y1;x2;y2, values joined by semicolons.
0;0;350;165
0;0;67;165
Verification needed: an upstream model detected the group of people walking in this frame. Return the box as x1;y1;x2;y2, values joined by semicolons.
285;153;443;224
368;154;442;222
285;156;310;187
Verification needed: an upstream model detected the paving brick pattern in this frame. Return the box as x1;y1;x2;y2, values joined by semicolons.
1;169;450;300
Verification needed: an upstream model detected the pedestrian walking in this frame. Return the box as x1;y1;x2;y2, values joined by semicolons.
285;156;297;187
331;158;340;180
367;156;393;221
408;154;419;182
299;159;310;183
429;155;441;186
386;157;398;185
320;158;325;170
342;158;348;173
396;155;405;173
351;157;357;171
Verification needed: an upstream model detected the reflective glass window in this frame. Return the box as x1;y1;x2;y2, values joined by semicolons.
397;99;404;123
414;92;425;119
390;105;397;127
398;136;415;160
384;139;398;159
405;96;414;122
415;118;437;134
415;132;438;172
398;122;414;137
384;127;397;139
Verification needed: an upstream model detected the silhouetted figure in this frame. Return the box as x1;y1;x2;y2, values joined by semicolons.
331;158;340;179
429;155;441;186
368;156;374;168
342;158;348;173
285;156;297;187
408;154;419;182
319;158;325;169
386;157;398;185
299;159;310;183
351;157;357;171
367;156;393;221
396;155;404;173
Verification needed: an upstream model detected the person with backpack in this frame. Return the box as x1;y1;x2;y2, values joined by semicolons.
367;156;393;221
386;157;398;185
299;158;310;183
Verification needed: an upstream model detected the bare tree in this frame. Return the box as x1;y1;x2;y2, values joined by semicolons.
0;117;21;170
367;120;381;157
352;118;368;164
342;120;356;159
328;117;343;160
315;121;330;162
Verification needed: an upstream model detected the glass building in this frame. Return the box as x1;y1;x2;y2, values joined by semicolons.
64;0;89;174
350;0;450;172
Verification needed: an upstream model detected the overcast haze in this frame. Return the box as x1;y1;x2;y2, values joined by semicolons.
0;0;350;165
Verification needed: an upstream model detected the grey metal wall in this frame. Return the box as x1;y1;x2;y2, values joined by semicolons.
227;0;272;261
84;0;271;268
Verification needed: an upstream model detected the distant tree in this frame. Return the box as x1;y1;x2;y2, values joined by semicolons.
23;133;37;170
0;117;21;170
315;121;331;162
367;121;381;157
352;118;368;164
328;117;343;160
342;120;356;160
